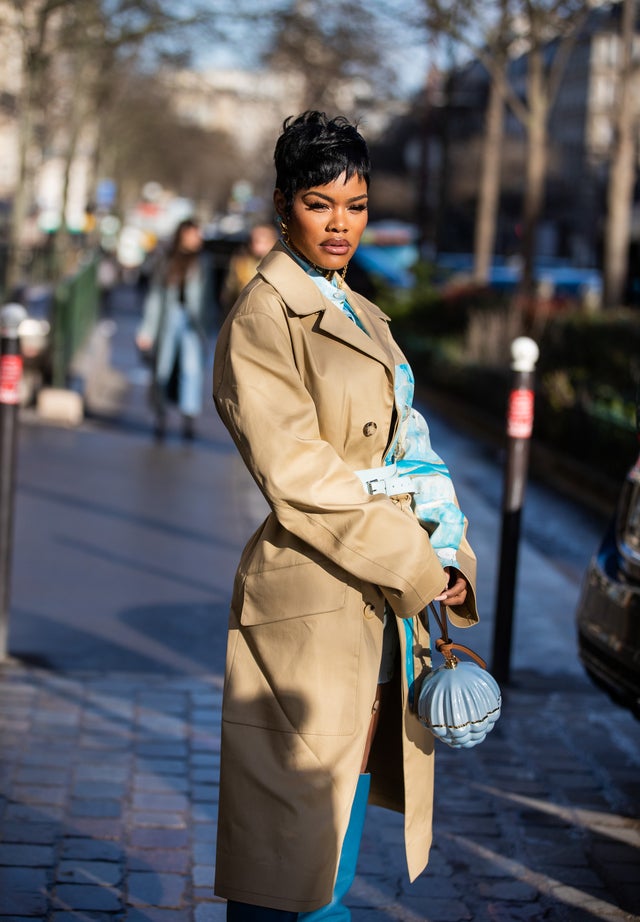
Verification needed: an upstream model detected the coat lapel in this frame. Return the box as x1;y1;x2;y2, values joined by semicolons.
258;244;395;374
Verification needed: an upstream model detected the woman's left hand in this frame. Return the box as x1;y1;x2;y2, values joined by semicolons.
434;568;468;607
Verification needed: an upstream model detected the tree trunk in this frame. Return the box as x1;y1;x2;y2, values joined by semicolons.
5;2;52;296
603;0;636;309
6;68;37;295
415;86;431;255
520;48;547;299
85;120;102;211
473;68;505;284
434;71;453;255
56;76;90;271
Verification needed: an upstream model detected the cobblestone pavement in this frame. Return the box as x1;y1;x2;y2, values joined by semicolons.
1;663;638;922
1;300;639;921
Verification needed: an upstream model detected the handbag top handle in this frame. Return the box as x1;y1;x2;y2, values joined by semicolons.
427;602;488;670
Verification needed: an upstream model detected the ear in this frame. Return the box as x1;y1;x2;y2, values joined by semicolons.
273;188;286;219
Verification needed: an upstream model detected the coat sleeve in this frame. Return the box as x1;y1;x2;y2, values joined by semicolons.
213;298;450;619
137;283;163;344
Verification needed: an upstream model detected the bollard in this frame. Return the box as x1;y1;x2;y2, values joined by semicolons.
0;303;27;661
491;336;539;685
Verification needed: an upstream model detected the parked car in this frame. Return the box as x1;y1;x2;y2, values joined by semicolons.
435;253;602;301
349;221;419;297
575;445;640;718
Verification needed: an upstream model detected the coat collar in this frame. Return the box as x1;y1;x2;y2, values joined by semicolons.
258;243;394;373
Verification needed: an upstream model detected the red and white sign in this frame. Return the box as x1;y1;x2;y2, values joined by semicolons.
507;387;534;439
0;354;23;405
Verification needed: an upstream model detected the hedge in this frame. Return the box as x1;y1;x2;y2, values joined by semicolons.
381;275;640;497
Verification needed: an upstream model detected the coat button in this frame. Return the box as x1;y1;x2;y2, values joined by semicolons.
363;421;377;437
364;603;376;619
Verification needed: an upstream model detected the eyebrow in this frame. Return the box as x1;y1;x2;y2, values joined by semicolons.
302;191;368;204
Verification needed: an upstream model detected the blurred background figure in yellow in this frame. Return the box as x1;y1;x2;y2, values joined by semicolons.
219;222;278;319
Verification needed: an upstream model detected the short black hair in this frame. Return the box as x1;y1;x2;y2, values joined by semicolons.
274;110;370;215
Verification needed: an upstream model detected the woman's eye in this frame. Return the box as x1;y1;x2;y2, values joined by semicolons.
307;202;327;210
350;204;368;212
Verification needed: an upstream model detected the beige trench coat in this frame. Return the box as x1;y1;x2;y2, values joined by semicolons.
212;243;478;913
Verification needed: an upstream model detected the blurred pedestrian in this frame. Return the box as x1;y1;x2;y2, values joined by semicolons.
97;248;119;318
213;111;479;920
219;222;278;318
136;218;208;440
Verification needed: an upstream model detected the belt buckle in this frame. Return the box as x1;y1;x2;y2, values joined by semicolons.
365;478;387;495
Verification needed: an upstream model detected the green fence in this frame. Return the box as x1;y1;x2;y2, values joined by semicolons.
50;256;99;389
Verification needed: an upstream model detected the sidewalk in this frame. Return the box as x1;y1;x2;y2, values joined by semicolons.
1;298;639;921
1;663;638;922
0;669;224;922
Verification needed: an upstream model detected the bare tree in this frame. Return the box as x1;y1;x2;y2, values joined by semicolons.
512;1;589;298
603;0;638;308
2;0;76;291
422;0;514;283
2;0;226;289
415;0;588;302
264;0;395;116
473;1;511;284
94;64;244;217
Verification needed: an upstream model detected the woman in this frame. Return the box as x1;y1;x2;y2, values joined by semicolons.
219;222;278;319
213;111;479;921
136;218;208;440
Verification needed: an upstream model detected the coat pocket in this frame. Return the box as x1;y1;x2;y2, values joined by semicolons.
241;559;346;625
225;563;361;735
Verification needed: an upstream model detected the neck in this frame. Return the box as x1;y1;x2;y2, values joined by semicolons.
283;238;348;288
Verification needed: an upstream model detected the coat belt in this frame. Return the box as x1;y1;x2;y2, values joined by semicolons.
355;463;415;497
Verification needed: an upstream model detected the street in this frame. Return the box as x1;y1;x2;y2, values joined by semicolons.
0;287;638;922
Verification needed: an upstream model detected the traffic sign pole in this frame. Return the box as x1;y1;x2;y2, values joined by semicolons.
491;337;540;685
0;303;27;661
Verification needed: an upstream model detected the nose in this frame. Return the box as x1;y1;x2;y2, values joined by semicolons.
327;209;348;233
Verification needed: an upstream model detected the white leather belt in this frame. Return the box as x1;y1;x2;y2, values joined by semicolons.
355;463;415;497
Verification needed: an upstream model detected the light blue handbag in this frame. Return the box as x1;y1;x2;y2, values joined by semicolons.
417;602;502;750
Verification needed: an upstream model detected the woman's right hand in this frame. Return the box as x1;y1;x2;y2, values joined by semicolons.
136;333;153;352
433;568;468;607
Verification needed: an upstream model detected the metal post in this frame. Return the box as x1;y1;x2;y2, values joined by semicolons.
0;303;27;661
491;336;539;685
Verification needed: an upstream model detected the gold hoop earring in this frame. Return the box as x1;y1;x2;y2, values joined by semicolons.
278;217;290;246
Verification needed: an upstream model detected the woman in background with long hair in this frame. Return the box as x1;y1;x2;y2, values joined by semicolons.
136;218;208;440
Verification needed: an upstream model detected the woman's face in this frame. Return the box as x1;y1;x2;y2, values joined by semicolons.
274;172;368;271
180;224;202;253
249;225;277;258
